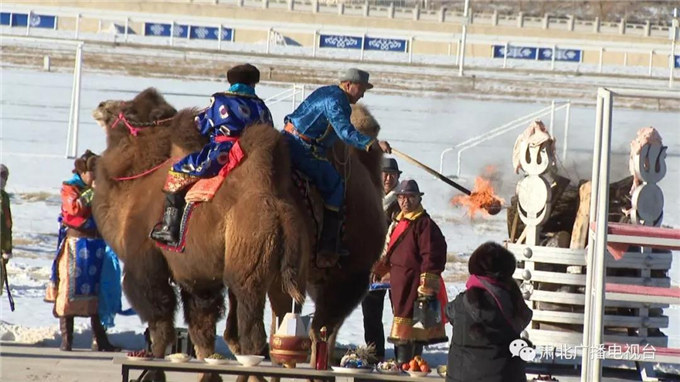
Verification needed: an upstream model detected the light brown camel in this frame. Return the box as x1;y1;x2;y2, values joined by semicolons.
93;89;387;373
92;89;310;381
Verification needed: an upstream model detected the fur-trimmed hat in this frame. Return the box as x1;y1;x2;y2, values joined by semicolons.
468;242;516;280
227;64;260;85
73;150;99;174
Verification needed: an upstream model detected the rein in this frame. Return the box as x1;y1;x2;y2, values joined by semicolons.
113;112;174;136
112;158;174;182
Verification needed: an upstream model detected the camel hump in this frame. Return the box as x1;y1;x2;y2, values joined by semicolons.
124;87;177;123
351;104;380;138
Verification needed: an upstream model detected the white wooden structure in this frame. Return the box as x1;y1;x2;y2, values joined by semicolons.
581;88;680;381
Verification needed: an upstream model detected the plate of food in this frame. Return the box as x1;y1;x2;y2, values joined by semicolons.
166;353;191;363
204;353;229;365
126;350;153;361
402;356;431;377
331;366;374;374
376;360;401;375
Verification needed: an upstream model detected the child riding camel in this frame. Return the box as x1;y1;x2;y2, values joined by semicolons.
151;63;273;244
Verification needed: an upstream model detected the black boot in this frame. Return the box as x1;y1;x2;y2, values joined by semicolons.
395;343;415;365
150;192;185;244
91;316;121;352
59;316;74;351
318;208;349;263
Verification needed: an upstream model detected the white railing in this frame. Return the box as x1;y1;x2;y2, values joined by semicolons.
439;100;571;178
1;35;86;159
263;84;305;112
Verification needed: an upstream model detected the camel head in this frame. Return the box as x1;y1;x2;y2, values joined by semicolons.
92;99;126;134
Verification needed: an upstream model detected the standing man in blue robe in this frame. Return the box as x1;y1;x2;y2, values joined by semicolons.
283;68;391;267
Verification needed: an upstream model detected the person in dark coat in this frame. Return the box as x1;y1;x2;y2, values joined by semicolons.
375;179;448;363
360;157;402;360
445;242;533;382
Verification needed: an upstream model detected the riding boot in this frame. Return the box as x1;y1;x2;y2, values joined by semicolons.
318;208;349;261
150;192;186;244
395;343;415;365
91;315;121;352
59;316;74;351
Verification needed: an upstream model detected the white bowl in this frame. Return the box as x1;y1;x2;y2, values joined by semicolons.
234;354;264;367
166;353;191;363
204;358;229;365
407;370;431;377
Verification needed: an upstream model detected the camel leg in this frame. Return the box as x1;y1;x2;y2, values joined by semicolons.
181;287;225;382
267;276;295;382
309;269;371;367
223;289;240;355
233;288;267;355
122;252;177;382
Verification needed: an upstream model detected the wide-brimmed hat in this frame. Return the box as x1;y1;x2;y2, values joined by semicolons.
382;158;402;174
227;63;260;85
339;68;373;89
394;179;423;196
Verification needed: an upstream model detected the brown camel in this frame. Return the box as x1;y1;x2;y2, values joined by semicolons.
93;89;387;373
92;89;310;381
264;104;387;368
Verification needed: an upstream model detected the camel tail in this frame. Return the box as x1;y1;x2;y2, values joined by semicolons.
277;200;309;305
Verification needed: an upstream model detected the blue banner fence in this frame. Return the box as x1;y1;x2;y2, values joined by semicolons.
319;34;408;53
493;44;583;62
1;12;56;29
143;22;233;41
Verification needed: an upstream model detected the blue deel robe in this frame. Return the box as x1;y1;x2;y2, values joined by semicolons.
172;84;273;177
283;85;375;210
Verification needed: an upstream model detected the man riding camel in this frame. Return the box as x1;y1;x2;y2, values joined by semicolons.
283;68;391;266
151;63;273;244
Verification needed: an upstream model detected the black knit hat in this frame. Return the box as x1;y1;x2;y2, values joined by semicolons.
468;242;517;280
73;149;99;174
227;63;260;85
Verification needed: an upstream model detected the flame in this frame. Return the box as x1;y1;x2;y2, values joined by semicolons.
451;167;504;218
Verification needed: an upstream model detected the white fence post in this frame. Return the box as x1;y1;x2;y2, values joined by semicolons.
26;10;32;36
312;30;317;57
563;101;571;162
124;17;129;42
408;36;414;63
598;47;604;73
360;33;365;61
266;28;272;54
551;44;556;70
648;50;654;76
503;41;509;69
549;100;555;135
66;43;84;159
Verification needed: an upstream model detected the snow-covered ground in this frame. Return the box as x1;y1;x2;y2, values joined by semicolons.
0;67;678;367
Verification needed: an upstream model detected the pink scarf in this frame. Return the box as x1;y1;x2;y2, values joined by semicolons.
466;274;532;334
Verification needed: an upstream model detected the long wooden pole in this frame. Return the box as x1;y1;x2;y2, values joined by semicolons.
391;148;472;196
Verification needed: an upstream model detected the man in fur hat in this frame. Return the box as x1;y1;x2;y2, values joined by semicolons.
151;63;273;244
283;68;391;266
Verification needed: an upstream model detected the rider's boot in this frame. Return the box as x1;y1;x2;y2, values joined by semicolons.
317;208;349;265
150;192;186;244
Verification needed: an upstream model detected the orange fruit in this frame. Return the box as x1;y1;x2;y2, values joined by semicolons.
421;365;430;373
402;363;410;371
409;360;418;370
